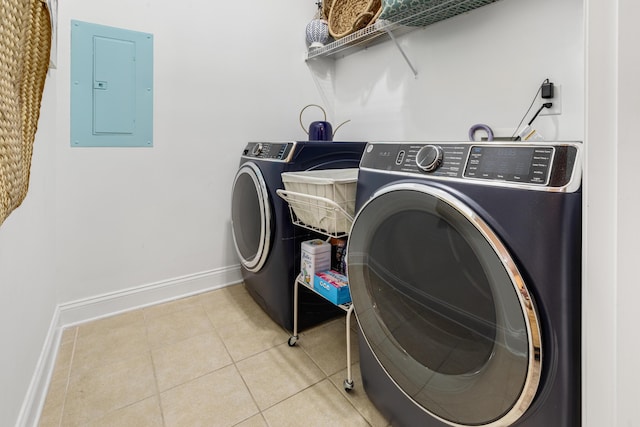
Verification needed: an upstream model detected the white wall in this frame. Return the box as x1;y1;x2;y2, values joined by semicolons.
583;0;617;424
616;2;640;424
584;0;640;425
2;1;320;425
54;0;320;304
6;0;640;425
0;81;57;422
332;0;584;142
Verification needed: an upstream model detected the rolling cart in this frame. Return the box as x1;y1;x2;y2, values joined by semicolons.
276;169;358;391
289;270;355;391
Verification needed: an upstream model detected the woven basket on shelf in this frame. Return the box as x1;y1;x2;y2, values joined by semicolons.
0;0;51;227
322;0;332;20
328;0;382;39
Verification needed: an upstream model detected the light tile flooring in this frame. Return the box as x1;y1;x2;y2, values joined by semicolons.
38;283;390;426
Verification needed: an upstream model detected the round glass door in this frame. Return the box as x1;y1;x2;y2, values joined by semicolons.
231;162;272;272
347;183;541;427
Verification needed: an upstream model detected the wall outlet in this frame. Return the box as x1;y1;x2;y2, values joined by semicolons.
539;84;562;116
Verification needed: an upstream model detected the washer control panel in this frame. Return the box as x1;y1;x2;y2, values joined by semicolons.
361;142;581;189
242;142;295;161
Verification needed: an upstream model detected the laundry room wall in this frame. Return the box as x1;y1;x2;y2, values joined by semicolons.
584;0;640;425
2;1;321;425
0;82;57;423
5;0;633;425
53;0;319;306
328;0;584;142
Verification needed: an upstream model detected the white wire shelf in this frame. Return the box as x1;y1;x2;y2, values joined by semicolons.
306;0;502;62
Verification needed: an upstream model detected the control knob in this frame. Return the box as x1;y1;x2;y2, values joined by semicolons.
251;143;264;156
416;145;443;172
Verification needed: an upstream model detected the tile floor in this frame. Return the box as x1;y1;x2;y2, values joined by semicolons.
38;283;390;426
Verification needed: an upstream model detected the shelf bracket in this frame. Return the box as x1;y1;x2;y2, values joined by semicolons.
384;28;418;78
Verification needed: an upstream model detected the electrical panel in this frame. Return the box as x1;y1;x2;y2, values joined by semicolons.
71;20;153;147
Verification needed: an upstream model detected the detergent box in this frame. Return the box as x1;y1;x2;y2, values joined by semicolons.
313;270;351;305
300;239;331;285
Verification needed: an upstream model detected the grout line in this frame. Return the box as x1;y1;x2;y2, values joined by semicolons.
56;326;78;427
200;292;317;421
243;343;328;412
45;285;380;426
218;316;268;420
143;308;167;427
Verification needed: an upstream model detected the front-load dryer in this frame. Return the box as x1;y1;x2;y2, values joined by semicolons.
347;142;582;426
231;140;366;331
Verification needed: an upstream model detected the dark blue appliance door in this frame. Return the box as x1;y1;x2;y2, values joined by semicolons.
231;162;272;272
347;183;542;427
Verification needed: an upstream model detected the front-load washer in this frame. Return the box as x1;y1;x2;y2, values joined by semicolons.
347;142;582;426
231;140;366;331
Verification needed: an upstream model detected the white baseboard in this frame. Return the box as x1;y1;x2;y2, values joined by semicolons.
16;309;63;427
58;265;243;327
17;265;243;427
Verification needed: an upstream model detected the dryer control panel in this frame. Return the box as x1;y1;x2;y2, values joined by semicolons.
360;142;581;190
464;145;553;185
242;142;295;161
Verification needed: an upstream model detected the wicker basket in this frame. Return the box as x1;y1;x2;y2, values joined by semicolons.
322;0;332;20
0;0;51;226
328;0;382;39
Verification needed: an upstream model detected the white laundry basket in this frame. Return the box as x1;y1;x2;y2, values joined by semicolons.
279;168;359;235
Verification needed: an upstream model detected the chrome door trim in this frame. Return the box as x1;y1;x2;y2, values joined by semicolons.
231;162;272;272
349;182;542;427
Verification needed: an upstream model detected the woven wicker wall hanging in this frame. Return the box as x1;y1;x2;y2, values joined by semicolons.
0;0;51;227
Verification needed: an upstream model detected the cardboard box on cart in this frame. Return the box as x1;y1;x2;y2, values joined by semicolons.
313;270;351;305
301;239;331;285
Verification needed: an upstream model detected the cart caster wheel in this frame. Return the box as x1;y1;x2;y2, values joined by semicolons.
344;379;354;391
288;336;298;346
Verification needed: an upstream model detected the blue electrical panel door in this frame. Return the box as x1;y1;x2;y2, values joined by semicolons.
71;20;153;147
93;37;136;134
